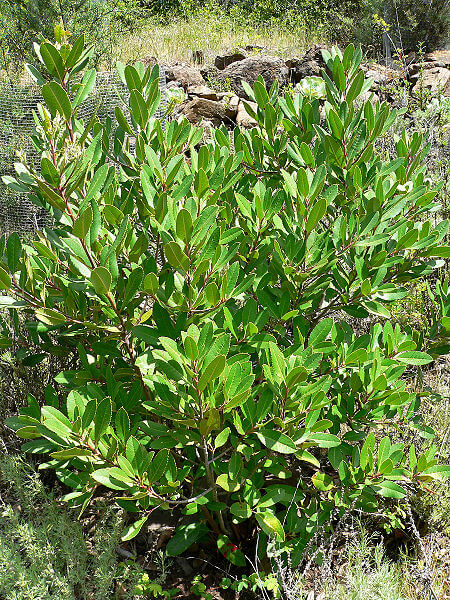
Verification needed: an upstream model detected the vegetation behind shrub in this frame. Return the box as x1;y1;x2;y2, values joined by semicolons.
0;0;143;73
2;31;450;568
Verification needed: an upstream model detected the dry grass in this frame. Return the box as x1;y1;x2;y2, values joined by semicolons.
113;10;328;67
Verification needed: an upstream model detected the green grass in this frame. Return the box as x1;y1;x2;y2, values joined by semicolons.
113;7;328;67
0;455;144;600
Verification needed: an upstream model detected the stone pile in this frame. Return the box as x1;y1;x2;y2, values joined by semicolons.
150;45;450;130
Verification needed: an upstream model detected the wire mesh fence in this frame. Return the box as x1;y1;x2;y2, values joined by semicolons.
0;68;167;238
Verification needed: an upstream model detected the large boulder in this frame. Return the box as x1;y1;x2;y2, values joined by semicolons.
165;63;205;88
175;97;233;126
214;52;247;70
212;55;289;100
409;50;450;79
286;45;328;83
425;49;450;67
412;66;450;96
187;85;219;101
362;63;401;90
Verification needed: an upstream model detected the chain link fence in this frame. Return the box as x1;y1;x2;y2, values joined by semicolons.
0;68;167;238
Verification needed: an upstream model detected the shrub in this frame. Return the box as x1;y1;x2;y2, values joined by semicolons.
0;0;143;73
352;0;449;56
2;34;450;567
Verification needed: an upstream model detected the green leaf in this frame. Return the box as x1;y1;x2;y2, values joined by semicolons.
40;43;65;79
184;336;198;361
424;246;450;258
217;535;246;566
73;69;96;108
268;342;285;381
37;181;66;211
115;106;135;135
176;209;193;243
42;81;72;121
361;300;390;319
230;502;252;519
198;355;226;391
306;197;327;233
143;272;159;294
121;517;148;541
216;473;241;492
360;432;375;470
90;267;112;295
35;308;66;326
73;206;93;239
25;63;46;85
124;267;143;303
84;163;109;204
164;242;189;271
130;90;149;129
255;511;285;541
308;433;341;448
65;34;85;69
395;351;433;366
281;170;297;197
92;468;133;490
93;398;112;442
375;481;406;499
115;407;130;443
0;266;12;290
256;429;297;454
309;318;333;345
214;427;230;450
7;233;22;273
312;471;334;491
148;448;169;484
299;142;315;167
41;406;72;437
50;448;93;459
166;522;208;556
33;241;59;262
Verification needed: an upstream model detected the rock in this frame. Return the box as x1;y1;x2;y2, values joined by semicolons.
409;59;449;78
214;52;247;70
236;100;258;128
223;94;240;119
362;63;401;90
287;45;328;83
426;49;450;67
166;80;182;89
165;63;205;88
213;55;289;100
187;84;219;100
176;97;230;126
412;66;450;96
358;91;380;105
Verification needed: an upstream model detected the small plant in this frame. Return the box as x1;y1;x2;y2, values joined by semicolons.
221;572;281;597
131;572;178;598
295;75;326;100
206;75;233;93
3;35;450;571
190;575;213;599
165;87;187;115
